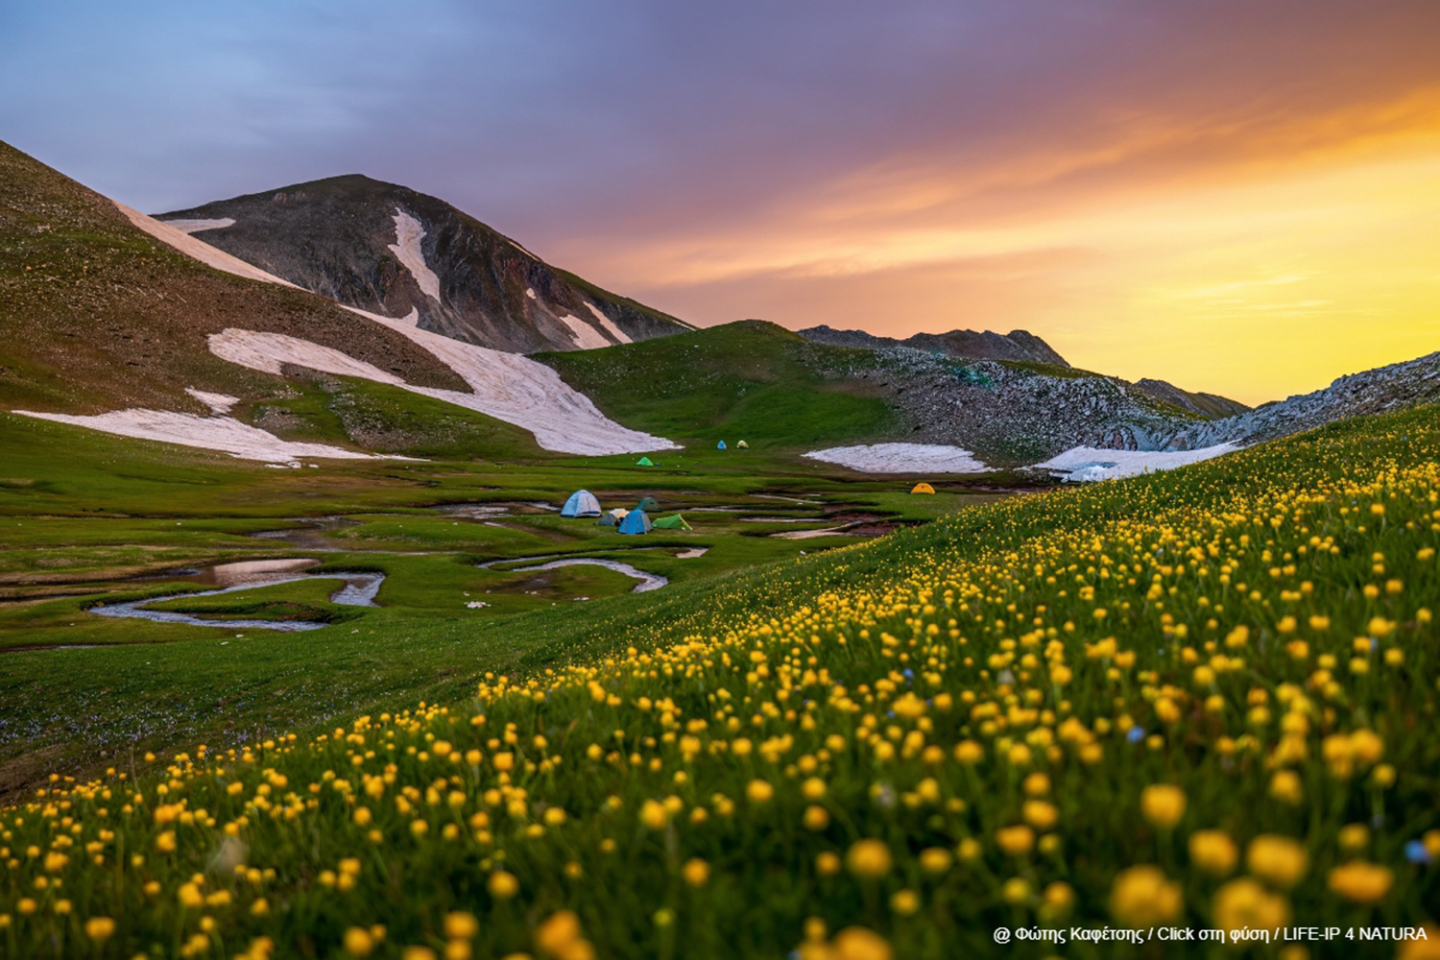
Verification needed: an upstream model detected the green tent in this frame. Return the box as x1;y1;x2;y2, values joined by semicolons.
636;457;655;466
634;496;660;512
652;514;692;531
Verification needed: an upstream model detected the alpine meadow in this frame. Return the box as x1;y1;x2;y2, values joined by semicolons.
3;4;1440;958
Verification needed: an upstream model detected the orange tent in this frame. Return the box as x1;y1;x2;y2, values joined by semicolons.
910;482;935;494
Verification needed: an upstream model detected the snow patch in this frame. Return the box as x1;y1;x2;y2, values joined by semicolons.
160;218;236;234
12;409;391;465
804;443;990;474
185;389;239;414
388;209;441;302
115;203;297;287
215;315;677;456
1035;443;1239;482
209;329;406;384
585;302;632;344
557;314;612;350
525;288;537;300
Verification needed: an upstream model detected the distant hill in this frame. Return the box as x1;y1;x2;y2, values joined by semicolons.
1133;378;1251;420
539;320;1244;464
798;324;1070;366
159;176;692;354
800;324;1251;421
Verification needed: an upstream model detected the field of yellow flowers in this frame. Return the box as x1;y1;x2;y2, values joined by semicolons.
4;406;1439;958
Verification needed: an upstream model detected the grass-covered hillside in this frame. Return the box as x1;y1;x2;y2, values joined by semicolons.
535;321;905;451
0;141;465;416
537;320;1254;466
4;405;1438;958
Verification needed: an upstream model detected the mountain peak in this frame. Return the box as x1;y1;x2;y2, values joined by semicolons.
159;178;691;354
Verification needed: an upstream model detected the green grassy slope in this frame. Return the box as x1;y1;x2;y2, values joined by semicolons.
536;321;906;450
3;405;1436;957
230;374;553;461
0;141;466;414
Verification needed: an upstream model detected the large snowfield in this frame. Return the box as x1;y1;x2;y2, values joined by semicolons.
86;201;677;458
215;312;676;456
804;441;1240;481
117;203;298;288
1034;443;1240;481
802;443;990;473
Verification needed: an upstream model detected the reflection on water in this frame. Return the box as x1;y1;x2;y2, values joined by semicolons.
478;555;668;593
92;560;384;633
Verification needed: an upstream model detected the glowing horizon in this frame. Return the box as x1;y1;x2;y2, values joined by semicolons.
4;2;1438;406
556;86;1440;406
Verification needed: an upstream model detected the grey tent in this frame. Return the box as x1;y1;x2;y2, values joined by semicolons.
561;490;602;517
634;496;660;513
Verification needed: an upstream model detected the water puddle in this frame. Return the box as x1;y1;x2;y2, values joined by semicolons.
478;555;668;592
675;548;709;559
739;516;824;523
771;527;859;540
249;518;358;551
435;501;560;520
90;559;385;632
2;644;103;654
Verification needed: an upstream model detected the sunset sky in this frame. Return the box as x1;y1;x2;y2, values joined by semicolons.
3;1;1438;404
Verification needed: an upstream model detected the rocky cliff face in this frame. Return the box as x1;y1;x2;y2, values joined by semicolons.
851;349;1209;465
159;176;692;354
1168;352;1440;449
799;324;1070;366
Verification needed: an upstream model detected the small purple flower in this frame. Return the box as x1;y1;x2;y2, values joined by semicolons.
1127;726;1147;744
1406;841;1432;865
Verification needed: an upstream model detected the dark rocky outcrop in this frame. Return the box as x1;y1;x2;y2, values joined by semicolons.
160;176;691;354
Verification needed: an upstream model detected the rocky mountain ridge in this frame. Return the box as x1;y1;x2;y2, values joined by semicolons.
799;323;1250;421
848;344;1440;466
852;348;1205;465
1169;351;1440;449
799;324;1070;366
159;176;692;354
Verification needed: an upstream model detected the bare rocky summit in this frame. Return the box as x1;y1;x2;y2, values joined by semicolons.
160;176;691;354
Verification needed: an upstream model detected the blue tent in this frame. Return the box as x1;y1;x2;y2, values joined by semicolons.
618;509;652;535
560;489;602;518
717;440;727;450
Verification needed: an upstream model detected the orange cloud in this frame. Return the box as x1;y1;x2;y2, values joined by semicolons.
558;83;1440;405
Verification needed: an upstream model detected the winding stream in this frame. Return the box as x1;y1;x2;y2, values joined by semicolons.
90;559;385;633
478;555;669;593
